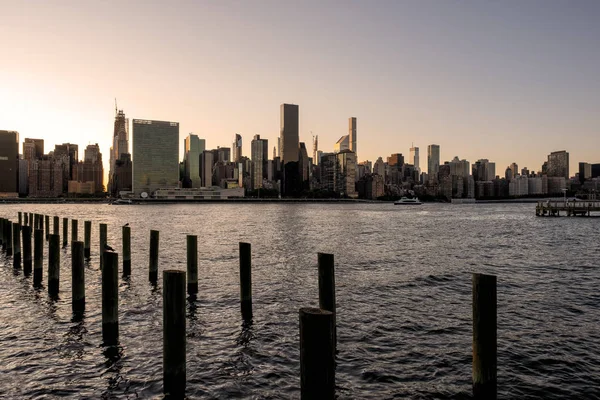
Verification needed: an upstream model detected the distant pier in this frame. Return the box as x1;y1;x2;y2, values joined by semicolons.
536;200;600;217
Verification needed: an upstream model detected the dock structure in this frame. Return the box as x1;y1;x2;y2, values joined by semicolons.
536;200;600;217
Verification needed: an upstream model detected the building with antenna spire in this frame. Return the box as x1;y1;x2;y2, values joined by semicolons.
108;102;132;196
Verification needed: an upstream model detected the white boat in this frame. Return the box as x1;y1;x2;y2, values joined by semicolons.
394;197;422;205
111;198;133;205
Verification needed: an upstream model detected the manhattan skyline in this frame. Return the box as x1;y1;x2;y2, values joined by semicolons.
1;1;599;181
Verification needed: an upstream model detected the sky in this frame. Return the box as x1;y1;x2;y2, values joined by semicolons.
1;0;599;185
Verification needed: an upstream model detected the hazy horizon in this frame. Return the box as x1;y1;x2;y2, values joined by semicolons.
2;0;599;185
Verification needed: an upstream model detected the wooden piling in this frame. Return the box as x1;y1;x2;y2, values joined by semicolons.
22;226;32;275
18;212;22;227
122;226;131;277
102;251;119;345
149;230;159;284
239;242;252;319
6;220;13;256
13;223;21;269
33;229;44;287
299;308;335;400
72;241;85;315
473;273;497;400
62;217;68;247
163;270;186;398
72;219;78;242
48;234;60;297
100;223;107;269
84;221;91;259
318;253;336;349
29;212;33;227
45;215;49;240
0;218;5;249
186;235;198;295
53;216;59;236
24;212;28;227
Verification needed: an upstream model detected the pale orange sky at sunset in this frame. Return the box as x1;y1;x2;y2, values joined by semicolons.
1;1;599;186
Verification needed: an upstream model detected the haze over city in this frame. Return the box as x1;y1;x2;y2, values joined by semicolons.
2;0;599;183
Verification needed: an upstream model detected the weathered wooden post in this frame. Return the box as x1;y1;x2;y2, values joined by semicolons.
45;215;49;240
71;219;78;242
72;241;85;315
239;242;252;319
102;251;119;345
18;212;22;228
48;234;60;297
149;230;159;284
84;221;91;259
122;225;131;277
62;217;68;247
13;223;21;269
29;212;33;227
163;270;186;398
186;235;198;295
5;220;13;256
299;308;335;400
22;226;32;275
100;223;107;269
318;253;336;349
0;218;5;250
33;229;44;287
24;212;28;227
473;273;497;400
53;216;59;236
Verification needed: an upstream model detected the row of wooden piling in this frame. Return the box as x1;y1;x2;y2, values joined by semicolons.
0;211;497;399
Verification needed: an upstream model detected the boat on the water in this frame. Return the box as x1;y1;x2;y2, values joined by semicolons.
111;198;133;205
394;197;422;205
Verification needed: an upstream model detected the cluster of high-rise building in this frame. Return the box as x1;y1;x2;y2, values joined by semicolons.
0;129;104;198
2;104;599;201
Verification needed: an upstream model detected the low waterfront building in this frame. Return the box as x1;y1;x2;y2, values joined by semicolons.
153;187;244;200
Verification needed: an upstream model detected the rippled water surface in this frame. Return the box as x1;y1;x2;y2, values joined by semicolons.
0;203;599;399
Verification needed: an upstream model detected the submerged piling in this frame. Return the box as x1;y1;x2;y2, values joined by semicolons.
53;216;59;236
318;253;337;349
163;270;186;398
473;273;497;400
72;219;78;242
149;230;159;284
33;229;43;287
62;217;68;247
18;212;22;227
72;241;85;315
6;220;13;256
84;221;91;259
122;225;131;277
239;242;252;319
48;234;60;297
45;215;49;241
0;218;5;250
102;251;119;345
100;223;107;269
186;235;198;295
13;223;21;269
299;308;335;400
22;226;32;275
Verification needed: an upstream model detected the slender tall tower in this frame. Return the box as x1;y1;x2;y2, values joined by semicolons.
427;144;440;179
348;117;357;158
109;106;129;194
409;145;420;172
280;103;300;196
312;134;319;165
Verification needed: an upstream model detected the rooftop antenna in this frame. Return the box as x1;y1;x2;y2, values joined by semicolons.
115;98;118;115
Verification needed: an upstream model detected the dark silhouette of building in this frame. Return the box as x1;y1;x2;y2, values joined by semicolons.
0;130;19;196
280;104;300;196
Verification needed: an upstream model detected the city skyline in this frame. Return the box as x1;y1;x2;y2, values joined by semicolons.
1;1;599;184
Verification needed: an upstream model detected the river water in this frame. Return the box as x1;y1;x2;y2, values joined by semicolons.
0;203;598;399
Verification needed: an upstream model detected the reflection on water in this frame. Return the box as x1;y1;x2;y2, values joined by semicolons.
0;203;599;398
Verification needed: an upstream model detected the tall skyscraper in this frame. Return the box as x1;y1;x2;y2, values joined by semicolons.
251;134;268;189
280;104;301;196
0;130;19;196
510;162;519;178
409;146;419;171
427;144;440;179
109;108;129;194
200;150;215;187
73;144;104;193
349;117;357;157
233;134;242;163
547;150;569;179
312;135;319;166
132;119;179;196
280;104;299;163
472;159;496;181
184;133;205;188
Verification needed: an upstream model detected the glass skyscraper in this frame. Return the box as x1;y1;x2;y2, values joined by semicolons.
132;119;179;196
